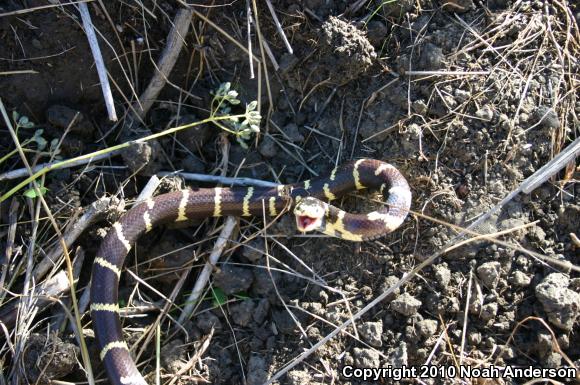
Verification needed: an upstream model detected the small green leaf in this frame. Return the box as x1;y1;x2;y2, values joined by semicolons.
50;138;59;151
21;120;35;129
34;136;47;151
12;110;20;122
23;186;48;199
216;82;231;97
234;291;250;300
237;137;249;149
211;287;227;307
247;101;257;111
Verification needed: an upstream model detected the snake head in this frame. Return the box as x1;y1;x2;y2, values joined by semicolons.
293;197;326;232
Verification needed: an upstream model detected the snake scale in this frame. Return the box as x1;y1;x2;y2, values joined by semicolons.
90;158;412;385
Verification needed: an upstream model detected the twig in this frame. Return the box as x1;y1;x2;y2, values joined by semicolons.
425;322;455;367
303;7;322;22
360;121;401;143
0;199;19;304
312;86;338;124
131;8;193;122
403;70;490;76
265;133;318;176
32;196;123;281
0;0;94;17
0;70;38;75
0;151;118;182
1;199;18;266
454;14;518;73
176;216;237;326
500;316;579;381
570;233;580;248
264;0;293;54
167;329;214;385
299;78;331;111
259;33;280;71
0;150;121;182
459;269;473;370
0;270;71;330
349;101;364;159
78;3;117;121
303;125;341;142
12;192;42;384
136;175;162;203
192;9;260;63
444;220;540;253
157;171;278;188
57;247;86;330
520;136;580;193
251;0;274;118
344;0;370;16
246;0;255;79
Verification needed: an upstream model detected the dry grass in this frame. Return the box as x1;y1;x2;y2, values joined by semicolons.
0;1;578;384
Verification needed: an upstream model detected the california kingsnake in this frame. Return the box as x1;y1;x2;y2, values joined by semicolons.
90;158;412;385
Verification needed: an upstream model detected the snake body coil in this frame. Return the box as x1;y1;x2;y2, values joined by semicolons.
90;159;411;385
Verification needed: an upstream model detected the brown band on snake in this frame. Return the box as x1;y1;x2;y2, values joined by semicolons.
90;159;412;385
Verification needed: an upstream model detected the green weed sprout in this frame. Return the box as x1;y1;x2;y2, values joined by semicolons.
210;82;261;148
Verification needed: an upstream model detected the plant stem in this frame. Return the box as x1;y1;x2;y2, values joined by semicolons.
0;113;246;203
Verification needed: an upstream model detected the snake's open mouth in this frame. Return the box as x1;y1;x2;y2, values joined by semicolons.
296;215;319;232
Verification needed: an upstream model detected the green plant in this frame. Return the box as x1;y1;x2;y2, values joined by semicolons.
12;111;35;130
210;287;250;307
23;186;48;199
0;95;258;203
1;112;63;168
0;112;41;166
210;82;261;148
211;287;227;307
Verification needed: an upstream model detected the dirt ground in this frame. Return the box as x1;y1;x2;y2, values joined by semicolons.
0;1;579;384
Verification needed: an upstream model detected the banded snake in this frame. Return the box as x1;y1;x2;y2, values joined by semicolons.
90;158;412;385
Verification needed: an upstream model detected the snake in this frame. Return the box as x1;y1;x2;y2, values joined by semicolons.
90;158;412;385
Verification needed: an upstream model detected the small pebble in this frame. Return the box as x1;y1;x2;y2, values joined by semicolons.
214;265;254;295
535;273;580;331
475;105;494;121
391;293;422;316
477;261;502;288
509;271;531;287
259;136;277;158
415;319;438;339
358;321;383;347
480;302;498;321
